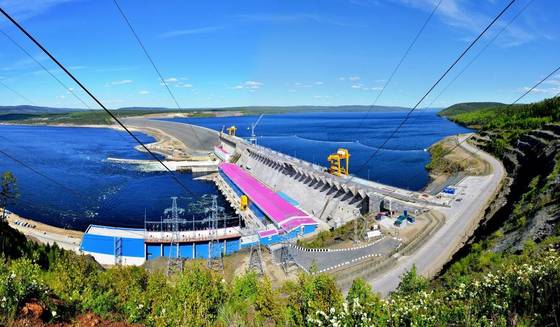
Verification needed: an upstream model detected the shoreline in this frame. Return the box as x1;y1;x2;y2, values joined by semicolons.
2;209;82;252
421;133;490;194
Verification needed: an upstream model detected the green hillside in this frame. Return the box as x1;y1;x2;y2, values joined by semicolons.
1;218;559;326
438;102;504;117
442;96;560;155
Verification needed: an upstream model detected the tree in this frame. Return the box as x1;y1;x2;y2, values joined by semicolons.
0;172;19;221
395;264;428;295
346;278;376;305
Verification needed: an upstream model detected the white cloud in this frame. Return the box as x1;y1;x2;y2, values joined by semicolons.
138;90;150;95
339;76;360;81
234;13;363;27
389;0;537;47
106;79;133;86
232;80;263;90
522;86;560;95
314;81;324;85
313;95;332;99
0;0;73;21
161;77;193;89
160;26;224;38
520;75;560;95
351;83;383;91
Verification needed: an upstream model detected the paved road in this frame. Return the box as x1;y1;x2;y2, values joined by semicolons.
280;237;400;272
123;117;219;154
366;134;506;295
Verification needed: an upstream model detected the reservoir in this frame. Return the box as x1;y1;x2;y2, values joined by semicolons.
0;111;469;230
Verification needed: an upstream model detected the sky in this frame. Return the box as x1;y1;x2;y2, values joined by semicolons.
0;0;558;109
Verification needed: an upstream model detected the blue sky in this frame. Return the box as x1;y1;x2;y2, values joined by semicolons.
0;0;558;109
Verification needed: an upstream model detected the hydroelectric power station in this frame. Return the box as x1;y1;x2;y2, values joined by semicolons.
79;118;443;271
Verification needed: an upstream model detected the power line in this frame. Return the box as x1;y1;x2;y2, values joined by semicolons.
352;0;517;178
0;6;197;197
408;64;560;187
0;79;37;105
357;0;443;128
111;0;205;149
422;0;536;110
0;145;87;198
315;0;517;217
0;29;93;110
510;66;560;106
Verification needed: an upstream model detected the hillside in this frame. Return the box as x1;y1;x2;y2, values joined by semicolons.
439;96;560;155
0;105;82;115
1;214;559;326
438;102;504;117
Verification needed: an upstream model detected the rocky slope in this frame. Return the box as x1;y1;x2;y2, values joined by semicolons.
470;124;560;252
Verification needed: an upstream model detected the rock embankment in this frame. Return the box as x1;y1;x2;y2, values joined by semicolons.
471;124;560;252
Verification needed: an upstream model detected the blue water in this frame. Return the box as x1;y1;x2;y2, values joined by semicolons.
165;111;470;188
0;125;232;230
0;111;469;230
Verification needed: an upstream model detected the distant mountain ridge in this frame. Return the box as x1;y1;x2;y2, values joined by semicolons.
0;105;83;115
0;104;417;116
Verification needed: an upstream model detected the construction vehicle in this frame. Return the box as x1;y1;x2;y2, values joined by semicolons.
240;195;248;211
327;148;350;176
227;126;237;136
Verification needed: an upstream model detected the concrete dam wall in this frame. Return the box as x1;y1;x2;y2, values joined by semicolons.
229;136;424;228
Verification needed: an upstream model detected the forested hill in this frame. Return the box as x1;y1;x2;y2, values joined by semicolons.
440;97;560;130
439;96;560;155
438;101;504;117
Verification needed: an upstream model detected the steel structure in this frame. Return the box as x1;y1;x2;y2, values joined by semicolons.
247;229;264;275
162;197;187;275
207;195;224;271
249;114;264;145
279;235;295;275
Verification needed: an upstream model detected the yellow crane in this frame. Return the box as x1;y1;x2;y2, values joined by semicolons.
226;125;237;136
327;148;350;176
240;195;248;211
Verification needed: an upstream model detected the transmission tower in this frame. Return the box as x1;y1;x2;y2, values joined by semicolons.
280;235;295;275
247;229;264;275
164;197;187;276
207;195;224;271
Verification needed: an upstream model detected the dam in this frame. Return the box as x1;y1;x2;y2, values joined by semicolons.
79;118;447;269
